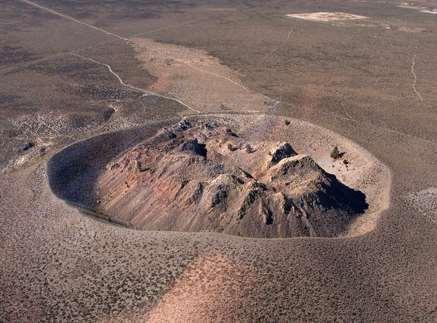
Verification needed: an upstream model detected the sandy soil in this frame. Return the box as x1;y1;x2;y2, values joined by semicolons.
399;4;437;14
131;38;273;114
2;0;437;321
407;187;437;225
146;253;258;322
0;35;395;321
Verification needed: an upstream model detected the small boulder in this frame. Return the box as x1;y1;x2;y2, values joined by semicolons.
163;129;177;139
204;120;218;129
227;143;238;151
245;144;256;153
176;118;191;131
19;142;34;152
225;128;239;137
136;161;150;172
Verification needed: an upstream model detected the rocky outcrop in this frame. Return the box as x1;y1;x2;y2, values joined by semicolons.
180;138;207;157
270;142;297;165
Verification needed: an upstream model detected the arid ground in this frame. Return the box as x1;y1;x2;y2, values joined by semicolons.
1;0;436;321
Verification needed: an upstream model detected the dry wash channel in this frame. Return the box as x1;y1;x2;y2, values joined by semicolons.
48;114;390;238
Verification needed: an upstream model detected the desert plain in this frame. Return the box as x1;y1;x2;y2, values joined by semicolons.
1;0;437;321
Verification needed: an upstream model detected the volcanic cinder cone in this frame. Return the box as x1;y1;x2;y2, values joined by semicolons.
96;118;368;238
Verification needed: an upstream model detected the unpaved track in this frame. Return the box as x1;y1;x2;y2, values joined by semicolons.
17;0;202;114
15;0;436;146
16;0;242;115
18;0;128;41
70;53;201;113
410;54;424;102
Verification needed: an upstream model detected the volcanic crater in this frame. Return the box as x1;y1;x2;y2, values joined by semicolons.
94;117;369;238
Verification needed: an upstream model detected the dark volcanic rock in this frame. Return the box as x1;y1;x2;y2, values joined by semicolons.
227;143;238;151
19;142;34;152
271;155;321;180
176;118;191;131
204;120;218;129
270;143;297;165
225;128;238;137
245;144;256;153
180;138;207;157
238;182;266;219
210;184;229;209
188;182;204;204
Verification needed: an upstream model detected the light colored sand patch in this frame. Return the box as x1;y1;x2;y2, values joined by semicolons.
407;187;437;225
131;38;273;114
397;26;427;33
287;12;368;22
146;254;257;322
399;4;437;14
3;139;54;172
421;9;437;14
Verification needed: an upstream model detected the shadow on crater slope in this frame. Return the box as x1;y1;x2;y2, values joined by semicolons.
47;119;177;213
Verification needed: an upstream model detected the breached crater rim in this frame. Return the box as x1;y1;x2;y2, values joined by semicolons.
47;114;391;238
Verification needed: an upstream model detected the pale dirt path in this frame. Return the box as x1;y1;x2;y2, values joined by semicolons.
16;0;249;106
286;12;368;22
16;0;206;115
410;54;424;102
16;0;211;115
2;1;435;322
18;0;128;41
